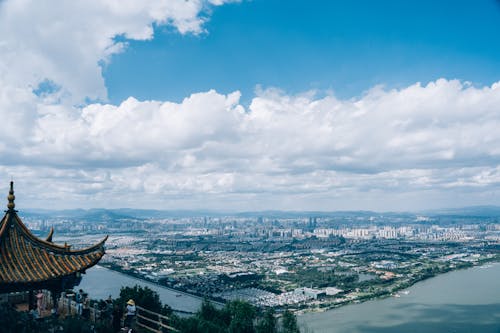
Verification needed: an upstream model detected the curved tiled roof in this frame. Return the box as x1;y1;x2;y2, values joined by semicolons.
0;182;107;285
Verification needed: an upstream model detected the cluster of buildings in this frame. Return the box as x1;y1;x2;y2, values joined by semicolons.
214;286;341;307
312;224;493;241
14;200;500;311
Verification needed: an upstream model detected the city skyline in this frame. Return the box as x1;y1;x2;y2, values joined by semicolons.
1;1;500;211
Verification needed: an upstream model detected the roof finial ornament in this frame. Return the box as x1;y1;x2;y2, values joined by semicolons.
7;181;15;211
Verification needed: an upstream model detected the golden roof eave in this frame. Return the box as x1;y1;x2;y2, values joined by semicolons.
0;182;108;286
0;212;108;254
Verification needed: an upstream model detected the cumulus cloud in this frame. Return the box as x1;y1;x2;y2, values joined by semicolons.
0;0;233;102
27;90;245;167
1;0;500;210
1;79;500;210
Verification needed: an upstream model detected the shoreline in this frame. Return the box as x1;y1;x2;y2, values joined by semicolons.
93;264;225;308
97;258;499;316
297;259;500;315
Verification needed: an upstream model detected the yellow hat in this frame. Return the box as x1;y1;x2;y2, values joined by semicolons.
127;299;135;306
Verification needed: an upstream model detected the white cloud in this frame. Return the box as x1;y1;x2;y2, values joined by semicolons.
27;90;244;167
2;0;500;210
1;80;500;210
0;0;231;102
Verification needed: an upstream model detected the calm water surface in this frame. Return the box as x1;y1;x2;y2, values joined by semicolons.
299;262;500;333
79;265;208;313
79;264;500;331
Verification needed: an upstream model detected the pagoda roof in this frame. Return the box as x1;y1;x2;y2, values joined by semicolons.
0;182;107;286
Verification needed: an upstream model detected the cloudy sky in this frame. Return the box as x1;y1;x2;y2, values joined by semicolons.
1;0;500;211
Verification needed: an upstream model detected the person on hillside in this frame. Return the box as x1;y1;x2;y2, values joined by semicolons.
76;289;84;316
35;290;44;316
124;299;136;328
82;294;90;319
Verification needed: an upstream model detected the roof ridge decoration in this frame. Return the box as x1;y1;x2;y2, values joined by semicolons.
46;227;54;243
0;182;108;290
7;180;15;211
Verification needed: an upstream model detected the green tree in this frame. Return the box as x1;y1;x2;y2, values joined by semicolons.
198;299;230;328
256;308;277;333
117;285;172;315
174;316;204;333
199;299;219;322
281;310;300;333
227;300;256;333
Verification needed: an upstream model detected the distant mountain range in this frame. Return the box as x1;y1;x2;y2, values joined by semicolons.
422;205;500;217
20;208;141;221
18;205;500;220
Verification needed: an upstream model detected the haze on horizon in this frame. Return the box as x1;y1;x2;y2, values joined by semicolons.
1;0;500;212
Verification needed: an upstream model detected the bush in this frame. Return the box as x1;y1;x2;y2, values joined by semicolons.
117;285;172;316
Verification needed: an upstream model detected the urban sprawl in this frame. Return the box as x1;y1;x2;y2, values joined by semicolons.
24;210;500;313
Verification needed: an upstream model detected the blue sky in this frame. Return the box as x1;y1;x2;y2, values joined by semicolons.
1;0;500;211
105;0;500;103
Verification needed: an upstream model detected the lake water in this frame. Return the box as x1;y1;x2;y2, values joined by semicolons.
79;263;500;332
78;266;208;314
299;262;500;333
